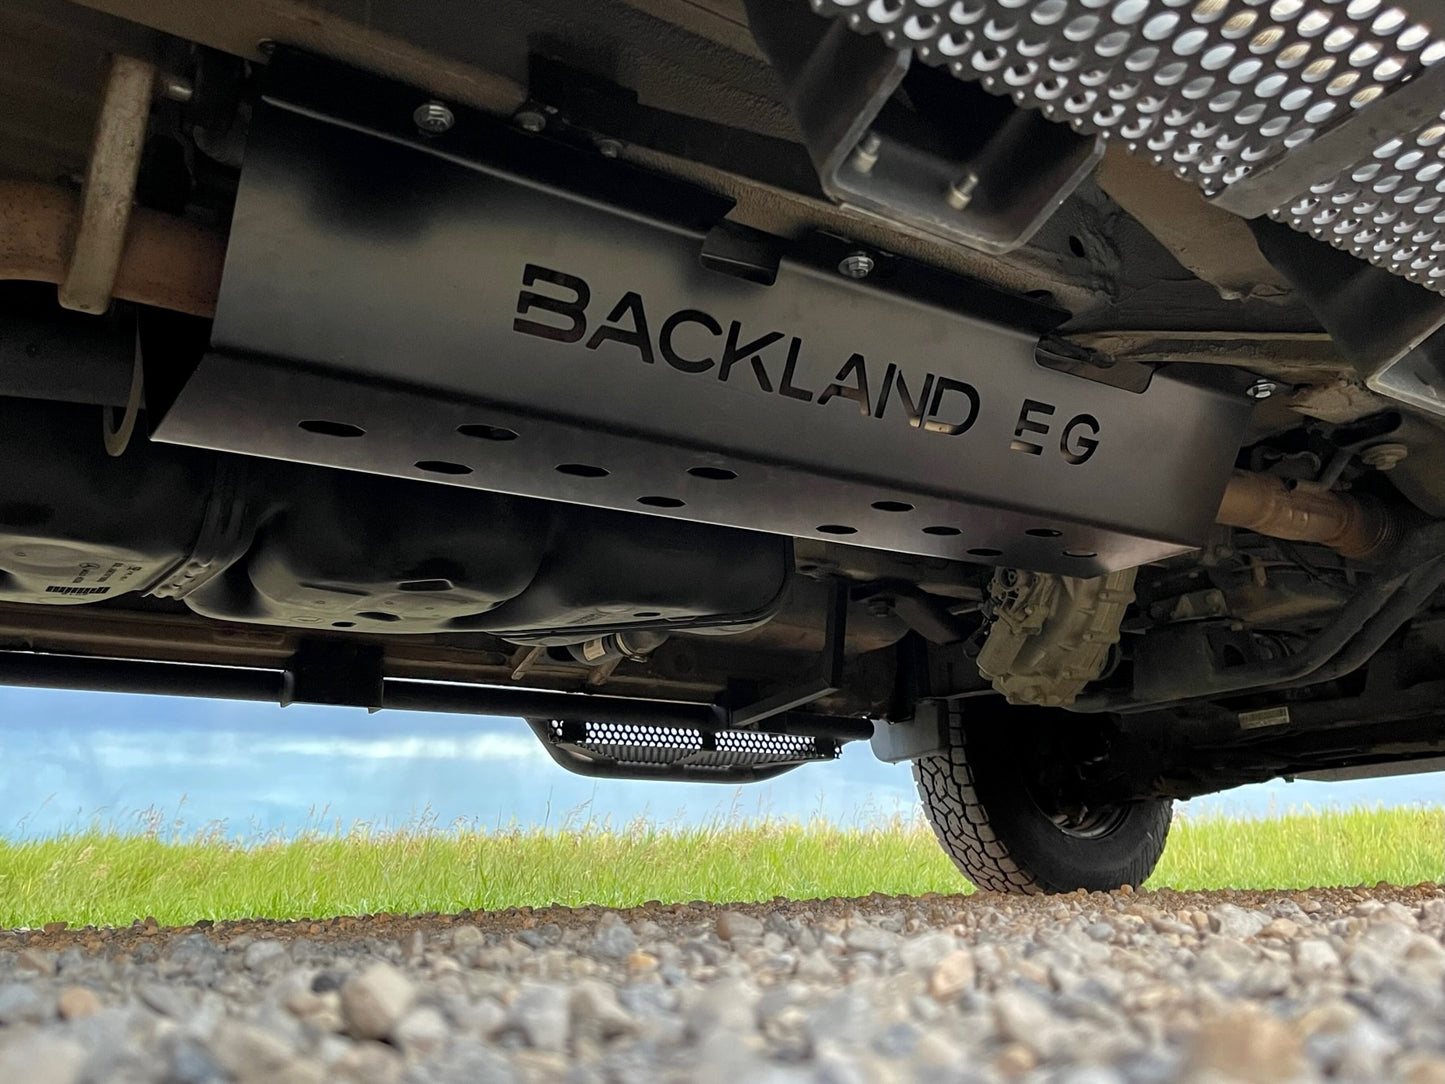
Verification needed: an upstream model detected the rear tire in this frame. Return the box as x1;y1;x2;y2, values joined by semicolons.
913;705;1172;894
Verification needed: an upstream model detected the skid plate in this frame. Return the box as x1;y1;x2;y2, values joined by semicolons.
151;53;1251;576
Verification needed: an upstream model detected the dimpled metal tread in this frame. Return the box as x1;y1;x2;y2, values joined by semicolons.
811;0;1445;291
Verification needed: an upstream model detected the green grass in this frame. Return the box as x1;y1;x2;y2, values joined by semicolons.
0;806;1438;928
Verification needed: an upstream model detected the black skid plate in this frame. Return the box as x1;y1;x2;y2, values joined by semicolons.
151;51;1252;576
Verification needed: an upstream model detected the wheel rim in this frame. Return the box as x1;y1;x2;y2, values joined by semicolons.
1045;802;1130;839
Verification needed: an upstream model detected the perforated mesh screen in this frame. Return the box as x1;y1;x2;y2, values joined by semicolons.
544;720;831;769
812;0;1445;290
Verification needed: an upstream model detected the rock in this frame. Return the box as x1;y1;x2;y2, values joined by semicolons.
327;1041;405;1084
209;1020;296;1078
928;950;976;1001
897;932;955;973
1399;1054;1445;1084
716;911;764;943
339;962;416;1040
16;948;56;975
56;986;101;1020
995;1042;1039;1075
451;924;485;949
0;1034;87;1084
508;980;572;1053
1208;904;1268;940
393;1005;450;1056
244;938;289;971
993;989;1066;1059
1183;1008;1304;1083
1293;939;1341;976
570;978;636;1041
1258;917;1300;939
590;913;637;960
689;976;761;1039
1345;945;1391;987
0;981;51;1024
843;924;901;953
137;978;193;1017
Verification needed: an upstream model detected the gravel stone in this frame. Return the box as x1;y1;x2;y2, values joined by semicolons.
589;914;637;960
1208;903;1269;940
0;883;1440;1082
842;924;900;954
55;986;100;1021
508;981;572;1052
0;1033;86;1084
244;938;289;971
716;912;764;943
340;962;416;1040
0;981;51;1024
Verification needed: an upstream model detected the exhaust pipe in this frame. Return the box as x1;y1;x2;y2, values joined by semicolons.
1216;469;1399;559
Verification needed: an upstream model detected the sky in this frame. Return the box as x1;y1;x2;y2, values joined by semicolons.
0;686;1440;841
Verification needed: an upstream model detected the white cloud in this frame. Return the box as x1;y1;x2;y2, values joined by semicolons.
64;729;545;770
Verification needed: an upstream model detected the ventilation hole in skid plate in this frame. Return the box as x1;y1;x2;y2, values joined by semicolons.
1064;548;1099;558
968;547;1004;557
922;525;961;536
816;524;858;535
415;460;472;475
1068;235;1088;257
298;419;365;438
687;466;737;480
556;463;610;478
638;496;686;508
399;579;453;592
1026;527;1064;537
357;611;402;622
634;611;662;618
331;621;356;628
871;500;915;512
457;424;518;441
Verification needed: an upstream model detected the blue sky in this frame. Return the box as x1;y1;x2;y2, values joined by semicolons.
0;687;1439;840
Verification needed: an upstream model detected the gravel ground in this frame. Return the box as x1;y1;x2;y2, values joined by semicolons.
0;884;1442;1083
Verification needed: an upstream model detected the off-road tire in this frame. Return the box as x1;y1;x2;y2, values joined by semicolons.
913;706;1172;894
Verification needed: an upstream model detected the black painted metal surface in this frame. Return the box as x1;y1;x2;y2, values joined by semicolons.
152;52;1253;575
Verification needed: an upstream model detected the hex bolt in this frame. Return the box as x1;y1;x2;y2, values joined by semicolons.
1245;379;1278;400
515;109;547;133
413;101;454;135
596;138;622;159
945;171;980;211
837;251;874;279
1361;442;1409;471
866;597;893;618
850;131;882;174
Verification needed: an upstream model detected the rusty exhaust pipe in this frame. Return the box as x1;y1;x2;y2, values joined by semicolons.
1216;470;1400;559
0;179;224;319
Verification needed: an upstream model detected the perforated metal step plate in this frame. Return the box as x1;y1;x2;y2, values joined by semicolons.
527;718;837;782
813;0;1445;292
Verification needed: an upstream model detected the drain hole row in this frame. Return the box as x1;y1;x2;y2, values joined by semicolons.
297;418;1098;557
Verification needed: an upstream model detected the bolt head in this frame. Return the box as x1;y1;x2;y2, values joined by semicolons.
413;101;454;135
1245;379;1278;400
515;109;547;133
838;252;874;279
946;172;980;212
596;138;622;159
1361;442;1409;470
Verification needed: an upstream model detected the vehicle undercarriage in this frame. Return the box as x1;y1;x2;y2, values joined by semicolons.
3;0;1445;890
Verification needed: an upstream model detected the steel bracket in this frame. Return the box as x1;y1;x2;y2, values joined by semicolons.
744;1;1103;254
